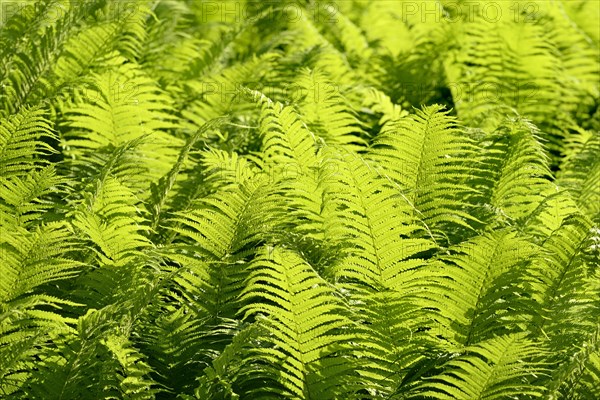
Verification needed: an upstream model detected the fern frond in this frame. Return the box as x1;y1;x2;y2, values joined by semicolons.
0;0;105;115
0;107;55;177
562;0;600;46
359;87;408;127
291;68;366;148
71;176;151;267
347;290;439;397
137;251;249;396
148;118;228;233
136;1;199;83
0;222;81;396
251;89;318;171
521;190;580;240
178;53;277;135
0;222;81;304
528;215;599;362
62;61;181;190
0;165;64;227
172;183;276;260
266;148;349;277
473;115;553;225
101;333;159;399
28;281;163;399
409;333;547;400
445;15;559;131
367;104;479;239
444;2;599;160
424;229;539;346
193;322;262;399
546;323;600;400
275;8;365;90
324;147;435;290
168;160;278;260
239;247;358;399
557;130;600;219
357;1;415;57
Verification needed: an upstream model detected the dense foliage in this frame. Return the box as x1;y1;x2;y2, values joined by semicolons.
1;0;599;398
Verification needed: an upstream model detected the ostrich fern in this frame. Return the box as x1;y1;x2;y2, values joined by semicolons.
0;0;599;399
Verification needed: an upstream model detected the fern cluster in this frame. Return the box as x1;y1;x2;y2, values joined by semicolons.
1;0;599;399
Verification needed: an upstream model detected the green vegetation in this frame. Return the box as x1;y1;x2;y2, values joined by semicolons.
0;0;599;398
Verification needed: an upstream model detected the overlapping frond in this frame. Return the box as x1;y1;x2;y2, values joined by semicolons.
0;222;81;396
168;157;278;261
0;0;108;116
322;147;435;290
62;62;181;190
239;247;358;399
557;129;600;220
0;107;55;177
71;176;151;267
291;68;366;148
252;89;318;170
424;229;539;347
367;105;479;240
471;116;554;225
529;214;599;351
0;0;598;398
408;333;547;400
